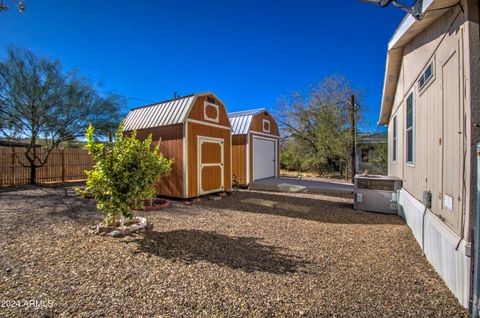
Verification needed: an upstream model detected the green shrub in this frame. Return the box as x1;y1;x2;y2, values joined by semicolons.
83;124;172;226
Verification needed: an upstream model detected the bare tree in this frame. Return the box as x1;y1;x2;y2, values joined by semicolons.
0;48;123;184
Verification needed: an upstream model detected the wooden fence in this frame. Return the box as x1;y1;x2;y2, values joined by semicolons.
0;147;94;186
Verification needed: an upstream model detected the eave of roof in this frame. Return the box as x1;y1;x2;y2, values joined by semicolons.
378;0;459;125
228;108;266;118
228;108;268;135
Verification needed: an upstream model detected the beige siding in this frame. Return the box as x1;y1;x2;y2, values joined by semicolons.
388;102;404;178
387;3;469;236
392;62;405;113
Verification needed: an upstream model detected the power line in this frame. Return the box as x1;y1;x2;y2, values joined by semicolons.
96;89;155;104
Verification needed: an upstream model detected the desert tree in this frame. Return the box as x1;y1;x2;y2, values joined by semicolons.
0;47;123;184
275;74;362;176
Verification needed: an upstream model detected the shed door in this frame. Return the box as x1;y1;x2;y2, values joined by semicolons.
253;136;276;181
198;137;224;195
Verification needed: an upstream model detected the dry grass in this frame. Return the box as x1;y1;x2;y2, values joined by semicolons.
0;185;468;317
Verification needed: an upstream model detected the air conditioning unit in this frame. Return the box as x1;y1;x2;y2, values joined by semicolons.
354;175;402;214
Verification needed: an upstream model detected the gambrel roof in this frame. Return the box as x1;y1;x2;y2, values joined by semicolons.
228;108;266;135
122;92;223;131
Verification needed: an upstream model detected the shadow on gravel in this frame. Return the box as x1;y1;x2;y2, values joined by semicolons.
0;181;86;193
201;191;402;225
0;186;101;229
128;229;309;274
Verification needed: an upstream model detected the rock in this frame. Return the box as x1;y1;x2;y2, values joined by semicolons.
219;192;227;197
184;201;192;206
210;196;221;201
107;230;123;238
124;218;140;226
147;222;154;231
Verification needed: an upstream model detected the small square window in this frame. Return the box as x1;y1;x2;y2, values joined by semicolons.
419;77;425;89
425;64;432;80
418;62;434;91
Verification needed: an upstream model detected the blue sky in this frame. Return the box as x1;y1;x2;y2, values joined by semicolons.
0;0;405;132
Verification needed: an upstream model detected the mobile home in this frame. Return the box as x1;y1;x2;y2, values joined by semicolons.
378;0;479;308
123;92;232;198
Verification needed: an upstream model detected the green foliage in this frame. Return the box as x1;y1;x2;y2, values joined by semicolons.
280;140;304;171
275;74;362;175
365;143;388;174
83;124;172;226
369;143;388;165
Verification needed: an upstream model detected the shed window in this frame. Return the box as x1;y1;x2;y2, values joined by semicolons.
406;92;414;164
204;102;219;123
418;62;434;91
392;115;397;161
262;119;270;133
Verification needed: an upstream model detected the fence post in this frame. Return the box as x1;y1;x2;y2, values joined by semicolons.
62;148;66;182
10;150;15;186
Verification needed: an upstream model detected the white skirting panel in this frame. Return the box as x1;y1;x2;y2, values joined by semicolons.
398;188;471;308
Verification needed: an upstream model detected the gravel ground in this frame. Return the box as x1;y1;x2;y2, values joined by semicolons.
0;185;468;317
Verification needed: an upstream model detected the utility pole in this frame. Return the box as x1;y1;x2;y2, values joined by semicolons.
350;94;356;183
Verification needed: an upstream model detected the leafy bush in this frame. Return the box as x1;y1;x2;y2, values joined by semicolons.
83;124;172;226
280;141;303;171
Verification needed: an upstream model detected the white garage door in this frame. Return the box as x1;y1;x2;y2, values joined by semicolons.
253;137;276;181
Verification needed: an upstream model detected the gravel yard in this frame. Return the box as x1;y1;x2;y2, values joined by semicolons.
0;185;468;317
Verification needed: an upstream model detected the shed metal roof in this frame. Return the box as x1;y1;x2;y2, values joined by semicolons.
228;108;266;135
123;92;223;131
357;132;387;144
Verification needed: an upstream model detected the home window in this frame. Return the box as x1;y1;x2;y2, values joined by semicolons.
262;119;270;133
406;92;414;164
392;115;397;161
418;62;434;91
207;96;216;104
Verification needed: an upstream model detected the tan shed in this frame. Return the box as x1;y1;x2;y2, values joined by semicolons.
228;109;280;186
123;92;232;198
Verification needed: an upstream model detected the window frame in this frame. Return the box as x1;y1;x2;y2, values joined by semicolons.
262;119;271;133
203;101;220;123
392;115;398;162
418;60;435;93
405;91;415;166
